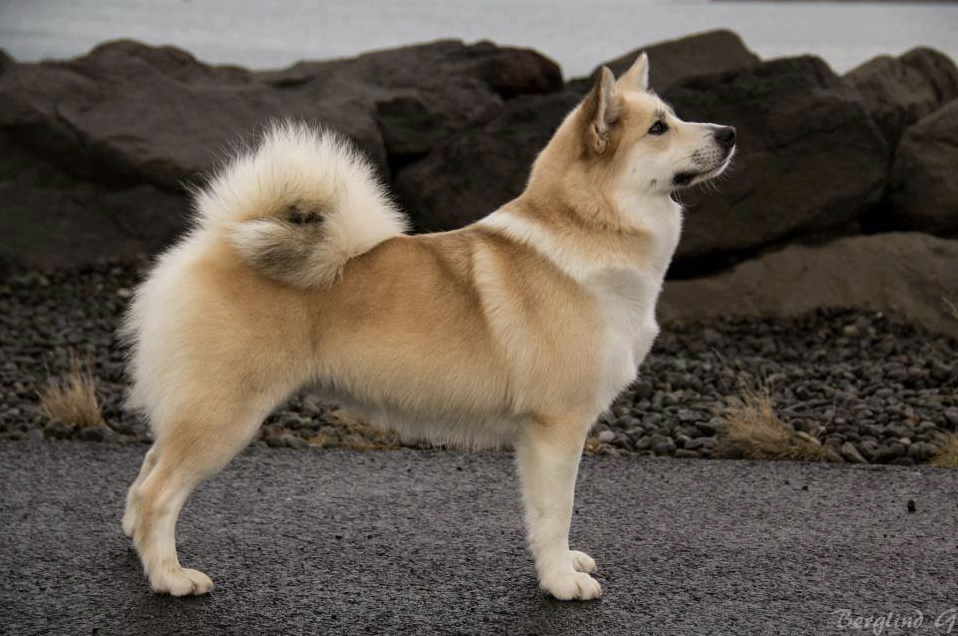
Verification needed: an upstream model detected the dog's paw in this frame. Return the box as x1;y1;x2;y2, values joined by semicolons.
570;550;597;574
540;570;602;601
150;566;214;596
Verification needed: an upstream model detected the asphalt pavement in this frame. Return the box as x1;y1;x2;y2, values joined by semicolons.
1;442;956;635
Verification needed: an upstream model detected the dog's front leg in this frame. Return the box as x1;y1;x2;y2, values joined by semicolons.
515;417;601;600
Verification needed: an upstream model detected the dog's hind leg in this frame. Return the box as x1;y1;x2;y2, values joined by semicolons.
130;395;280;596
515;415;601;601
122;444;160;537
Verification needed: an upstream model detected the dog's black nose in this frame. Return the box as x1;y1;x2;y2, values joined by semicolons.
715;126;736;148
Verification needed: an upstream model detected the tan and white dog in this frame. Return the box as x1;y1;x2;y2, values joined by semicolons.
121;53;735;601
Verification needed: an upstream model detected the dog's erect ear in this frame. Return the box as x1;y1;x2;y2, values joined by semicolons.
617;52;649;92
583;66;622;154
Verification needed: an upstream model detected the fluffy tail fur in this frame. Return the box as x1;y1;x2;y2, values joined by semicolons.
195;122;407;288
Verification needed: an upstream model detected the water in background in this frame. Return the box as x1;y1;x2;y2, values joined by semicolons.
1;0;957;77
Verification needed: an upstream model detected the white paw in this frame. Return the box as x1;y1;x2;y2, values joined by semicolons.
540;570;602;601
570;550;597;574
150;566;214;596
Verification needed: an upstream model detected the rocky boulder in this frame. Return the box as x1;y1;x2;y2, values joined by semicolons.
574;29;760;94
666;56;888;267
261;39;562;166
0;39;561;187
0;39;562;271
395;91;582;231
0;182;186;273
846;47;958;151
0;131;187;271
659;232;958;339
887;100;958;235
0;41;380;191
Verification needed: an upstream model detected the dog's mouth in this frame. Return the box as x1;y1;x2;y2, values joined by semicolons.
671;171;699;188
671;146;735;190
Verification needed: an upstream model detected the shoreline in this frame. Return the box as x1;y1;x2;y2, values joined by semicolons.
3;1;958;77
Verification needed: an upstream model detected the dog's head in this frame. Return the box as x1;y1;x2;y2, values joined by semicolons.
573;54;736;197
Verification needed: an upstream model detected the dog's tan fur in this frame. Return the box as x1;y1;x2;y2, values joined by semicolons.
122;54;735;600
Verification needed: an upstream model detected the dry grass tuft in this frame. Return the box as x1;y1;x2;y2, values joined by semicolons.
307;409;400;450
583;435;605;456
38;354;103;428
930;433;958;468
715;385;828;462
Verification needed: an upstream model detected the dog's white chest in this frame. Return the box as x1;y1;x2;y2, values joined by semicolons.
587;266;662;406
588;198;682;406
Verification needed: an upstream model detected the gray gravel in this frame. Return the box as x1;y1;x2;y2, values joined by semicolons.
2;442;957;635
1;262;956;464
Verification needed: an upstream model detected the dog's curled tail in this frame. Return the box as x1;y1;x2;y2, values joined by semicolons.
195;121;407;288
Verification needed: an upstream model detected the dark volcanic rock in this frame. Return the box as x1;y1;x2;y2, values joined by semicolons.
0;131;187;272
665;56;888;264
575;29;760;94
0;183;186;273
659;232;958;339
846;47;958;151
888;100;958;235
0;41;338;191
0;39;561;187
0;39;562;271
262;39;562;164
395;91;581;231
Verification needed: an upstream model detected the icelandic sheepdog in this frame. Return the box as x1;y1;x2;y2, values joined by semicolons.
122;54;735;601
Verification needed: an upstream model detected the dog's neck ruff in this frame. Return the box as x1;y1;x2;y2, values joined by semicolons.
479;196;683;284
480;210;598;282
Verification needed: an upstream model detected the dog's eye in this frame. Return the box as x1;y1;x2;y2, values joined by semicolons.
648;121;668;136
